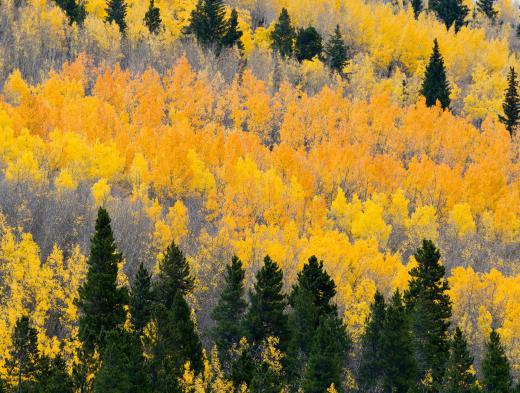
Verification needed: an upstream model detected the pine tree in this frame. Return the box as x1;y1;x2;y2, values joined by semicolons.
482;330;513;393
249;337;285;393
222;8;244;50
105;0;127;33
270;8;296;59
302;315;350;393
476;0;497;21
324;25;349;74
54;0;86;25
93;330;150;393
211;256;247;366
129;262;153;334
243;255;289;349
153;241;195;308
380;290;417;393
294;26;323;62
37;355;74;393
411;0;423;18
230;338;255;388
429;0;469;32
441;328;479;393
187;0;228;50
359;290;387;391
421;39;451;109
499;67;520;137
5;316;42;393
77;207;128;353
144;0;162;34
404;240;452;389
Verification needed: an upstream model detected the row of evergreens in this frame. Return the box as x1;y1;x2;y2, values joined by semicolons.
1;207;518;392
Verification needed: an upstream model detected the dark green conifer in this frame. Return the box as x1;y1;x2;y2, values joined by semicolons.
421;39;451;109
54;0;86;25
294;26;323;62
105;0;128;33
324;25;349;74
77;207;128;353
37;355;74;393
144;0;162;34
187;0;228;50
429;0;469;32
129;262;153;334
482;330;513;393
411;0;423;18
476;0;497;21
499;67;520;137
441;328;479;393
222;8;244;50
270;8;296;59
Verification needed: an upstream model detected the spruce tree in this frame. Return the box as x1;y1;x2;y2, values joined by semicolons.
153;241;195;308
302;315;350;393
441;328;479;393
105;0;127;33
499;67;520;137
421;39;451;109
222;8;244;50
129;262;153;334
429;0;469;32
476;0;497;22
93;330;150;393
77;207;128;353
249;338;285;393
359;290;387;391
243;255;289;348
380;290;417;393
187;0;228;50
295;26;323;62
37;355;74;393
404;240;451;390
324;25;349;74
411;0;423;18
482;330;513;393
144;0;162;34
211;256;247;366
54;0;86;25
270;8;296;59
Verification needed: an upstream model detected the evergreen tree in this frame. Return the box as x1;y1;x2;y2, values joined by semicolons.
129;262;153;334
144;0;161;34
187;0;228;50
302;315;350;393
499;67;520;137
380;290;417;393
211;256;247;366
77;207;128;353
37;355;74;393
105;0;128;33
93;330;150;393
429;0;469;32
249;337;285;393
421;39;451;110
54;0;86;25
324;25;349;74
5;316;41;393
230;339;255;388
222;8;244;50
294;26;323;62
359;290;387;391
153;241;195;308
270;8;296;58
151;292;204;392
482;330;513;393
404;240;451;390
411;0;423;18
476;0;497;21
441;328;479;393
243;255;289;349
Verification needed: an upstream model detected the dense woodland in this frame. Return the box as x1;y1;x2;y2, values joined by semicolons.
0;0;519;390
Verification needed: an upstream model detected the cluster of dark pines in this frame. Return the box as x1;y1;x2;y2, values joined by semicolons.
2;207;519;393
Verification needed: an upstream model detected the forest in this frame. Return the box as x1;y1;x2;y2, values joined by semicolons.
0;0;519;390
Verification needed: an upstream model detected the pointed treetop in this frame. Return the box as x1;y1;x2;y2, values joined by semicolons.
421;39;451;110
499;67;520;138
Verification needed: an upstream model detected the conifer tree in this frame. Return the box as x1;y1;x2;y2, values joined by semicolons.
243;255;288;348
476;0;497;22
212;256;247;366
324;25;349;74
187;0;228;50
93;330;150;393
222;8;244;50
54;0;86;25
359;290;387;391
482;330;513;393
295;26;323;62
144;0;162;34
441;328;479;393
421;39;451;109
230;338;255;388
153;241;195;308
249;337;285;393
77;207;128;353
380;290;417;393
429;0;469;32
405;240;451;389
499;67;520;137
129;262;153;334
37;355;74;393
411;0;423;18
105;0;128;33
270;8;296;58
